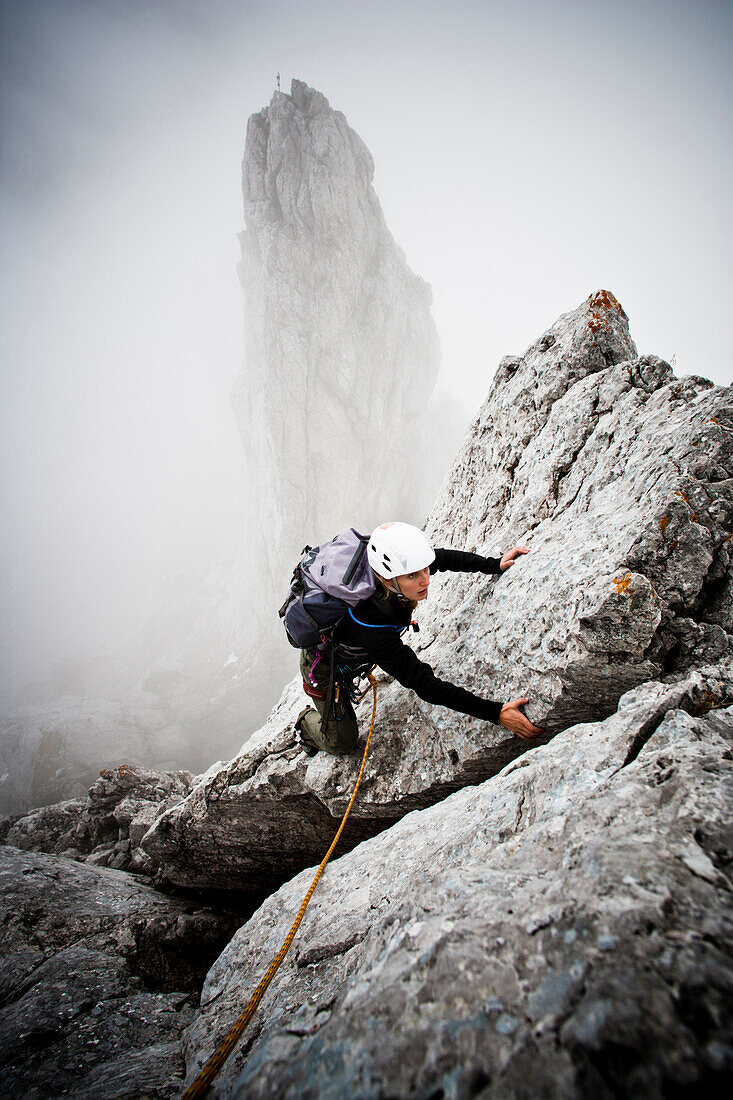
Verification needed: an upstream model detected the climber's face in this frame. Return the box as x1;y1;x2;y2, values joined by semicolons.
395;567;431;602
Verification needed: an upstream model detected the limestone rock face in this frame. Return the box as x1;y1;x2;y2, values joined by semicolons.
233;78;444;605
0;846;237;1098
422;290;732;727
182;663;733;1098
141;291;733;893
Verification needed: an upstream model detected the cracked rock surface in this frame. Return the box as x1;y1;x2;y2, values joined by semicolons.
0;846;238;1098
183;663;733;1098
424;294;733;731
142;290;733;894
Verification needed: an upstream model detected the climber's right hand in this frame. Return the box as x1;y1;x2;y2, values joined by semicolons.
498;697;544;741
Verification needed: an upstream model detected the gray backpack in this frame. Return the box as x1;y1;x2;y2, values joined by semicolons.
279;528;376;649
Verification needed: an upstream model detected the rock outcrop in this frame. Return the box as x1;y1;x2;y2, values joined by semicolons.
141;291;733;893
1;763;198;875
182;664;733;1097
0;846;238;1098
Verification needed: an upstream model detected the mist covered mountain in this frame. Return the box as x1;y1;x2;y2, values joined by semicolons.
0;79;461;815
234;79;449;581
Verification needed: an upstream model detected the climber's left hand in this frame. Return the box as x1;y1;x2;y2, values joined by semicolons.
500;546;529;571
498;697;544;740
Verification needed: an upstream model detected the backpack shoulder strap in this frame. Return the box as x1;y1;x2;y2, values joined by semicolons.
342;535;369;586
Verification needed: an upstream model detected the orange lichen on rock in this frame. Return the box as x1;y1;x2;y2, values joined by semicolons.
99;764;129;780
695;688;732;714
659;516;670;531
589;290;625;315
612;573;633;595
587;290;627;334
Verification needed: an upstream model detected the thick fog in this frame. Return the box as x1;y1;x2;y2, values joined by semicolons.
1;0;731;804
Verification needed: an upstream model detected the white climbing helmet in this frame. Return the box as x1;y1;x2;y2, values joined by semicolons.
367;522;435;579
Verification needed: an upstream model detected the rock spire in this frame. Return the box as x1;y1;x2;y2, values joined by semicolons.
233;79;442;600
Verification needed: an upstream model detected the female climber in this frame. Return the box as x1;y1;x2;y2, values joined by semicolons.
295;521;543;755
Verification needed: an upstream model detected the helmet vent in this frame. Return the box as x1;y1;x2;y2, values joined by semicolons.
367;521;435;580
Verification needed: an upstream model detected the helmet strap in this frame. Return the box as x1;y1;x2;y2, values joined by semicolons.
387;577;408;600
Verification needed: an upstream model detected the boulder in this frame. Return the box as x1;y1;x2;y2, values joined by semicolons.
0;796;86;855
0;846;238;1098
142;291;733;893
182;662;733;1098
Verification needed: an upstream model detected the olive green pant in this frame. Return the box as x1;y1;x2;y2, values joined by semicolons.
296;647;359;755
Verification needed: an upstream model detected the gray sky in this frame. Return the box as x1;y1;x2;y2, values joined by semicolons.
1;0;731;691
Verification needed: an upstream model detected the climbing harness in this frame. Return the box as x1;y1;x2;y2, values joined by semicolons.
308;648;324;684
180;673;379;1099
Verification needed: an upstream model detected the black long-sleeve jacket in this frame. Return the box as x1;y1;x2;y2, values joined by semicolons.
332;547;503;724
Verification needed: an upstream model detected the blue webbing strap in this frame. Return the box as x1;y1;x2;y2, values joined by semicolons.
347;608;405;632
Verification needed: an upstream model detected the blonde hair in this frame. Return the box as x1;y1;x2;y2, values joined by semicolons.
374;573;418;613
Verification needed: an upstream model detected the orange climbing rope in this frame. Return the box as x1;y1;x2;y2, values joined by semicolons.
181;672;379;1099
